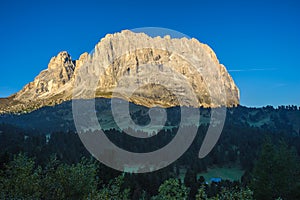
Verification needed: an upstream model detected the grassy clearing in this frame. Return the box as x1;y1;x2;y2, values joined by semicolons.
197;166;244;182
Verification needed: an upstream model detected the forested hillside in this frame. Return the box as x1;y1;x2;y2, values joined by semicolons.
0;103;299;199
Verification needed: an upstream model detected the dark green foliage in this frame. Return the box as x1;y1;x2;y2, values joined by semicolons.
252;139;300;200
152;178;189;200
0;154;129;200
0;154;42;199
184;169;199;198
41;156;99;199
96;175;130;199
196;186;254;200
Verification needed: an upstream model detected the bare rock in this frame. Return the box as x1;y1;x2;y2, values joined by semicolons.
0;30;239;113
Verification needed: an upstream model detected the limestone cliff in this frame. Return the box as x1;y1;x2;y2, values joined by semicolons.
0;30;239;113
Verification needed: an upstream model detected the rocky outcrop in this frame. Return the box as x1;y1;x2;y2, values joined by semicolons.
0;30;239;113
15;51;75;100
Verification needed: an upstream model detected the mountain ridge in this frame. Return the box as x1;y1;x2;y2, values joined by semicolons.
0;30;239;114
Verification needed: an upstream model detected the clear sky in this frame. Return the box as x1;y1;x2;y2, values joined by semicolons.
0;0;299;107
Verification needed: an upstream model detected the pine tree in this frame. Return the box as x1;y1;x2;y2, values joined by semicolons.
252;139;300;199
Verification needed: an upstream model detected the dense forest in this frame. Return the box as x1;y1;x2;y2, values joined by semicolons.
0;103;300;199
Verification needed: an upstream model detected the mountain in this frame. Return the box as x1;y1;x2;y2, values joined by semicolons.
0;51;89;113
0;30;239;114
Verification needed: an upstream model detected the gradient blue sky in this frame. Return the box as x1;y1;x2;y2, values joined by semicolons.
0;0;299;107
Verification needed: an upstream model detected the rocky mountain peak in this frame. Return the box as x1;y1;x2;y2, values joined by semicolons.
48;51;75;78
0;30;240;113
48;51;72;69
75;30;240;108
75;52;89;69
12;51;76;104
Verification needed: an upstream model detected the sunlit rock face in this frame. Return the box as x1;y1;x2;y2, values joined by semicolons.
15;51;75;100
0;30;239;113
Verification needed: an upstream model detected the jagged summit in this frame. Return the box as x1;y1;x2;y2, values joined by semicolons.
15;51;75;100
0;30;239;113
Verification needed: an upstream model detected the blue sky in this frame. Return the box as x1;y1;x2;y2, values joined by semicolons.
0;0;299;107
